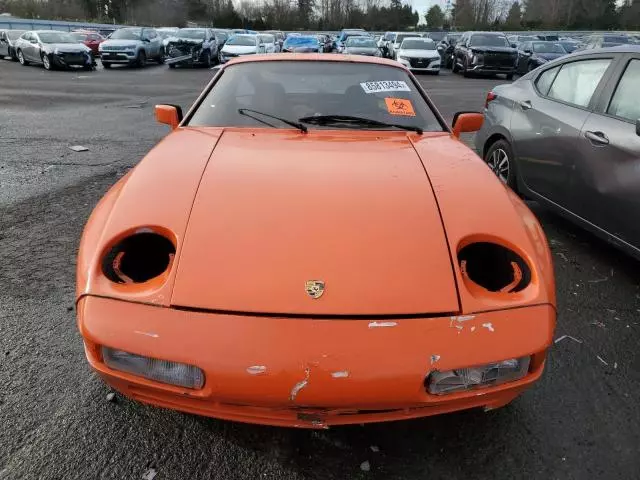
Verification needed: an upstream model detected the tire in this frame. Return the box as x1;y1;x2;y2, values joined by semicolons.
41;53;52;70
102;61;112;69
201;50;211;68
463;60;471;77
10;49;19;61
433;70;440;75
168;63;176;69
484;139;518;191
17;49;28;65
506;73;514;80
452;58;459;73
136;50;146;68
156;48;165;64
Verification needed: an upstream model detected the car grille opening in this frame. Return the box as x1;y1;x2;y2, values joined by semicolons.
102;232;175;284
458;242;530;293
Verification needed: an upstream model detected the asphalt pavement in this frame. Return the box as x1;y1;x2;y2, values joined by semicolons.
0;59;639;480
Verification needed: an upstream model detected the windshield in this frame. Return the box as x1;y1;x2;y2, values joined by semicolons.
71;33;88;41
283;36;318;47
428;32;445;42
470;34;509;47
395;34;417;44
38;32;77;44
226;35;257;46
602;42;624;48
532;42;565;53
259;34;275;44
559;41;578;52
346;37;376;48
401;39;436;50
177;29;206;39
110;28;142;40
188;61;443;132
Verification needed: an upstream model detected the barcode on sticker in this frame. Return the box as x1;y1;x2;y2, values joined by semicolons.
360;81;411;94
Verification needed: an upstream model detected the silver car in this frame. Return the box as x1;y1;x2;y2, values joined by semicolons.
14;31;93;70
343;36;381;56
0;30;25;61
99;27;164;68
476;46;640;259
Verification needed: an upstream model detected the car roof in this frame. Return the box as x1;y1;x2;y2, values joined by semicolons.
224;53;407;69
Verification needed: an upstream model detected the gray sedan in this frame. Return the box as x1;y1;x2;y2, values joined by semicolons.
476;46;640;260
0;30;25;60
343;36;381;56
14;31;94;70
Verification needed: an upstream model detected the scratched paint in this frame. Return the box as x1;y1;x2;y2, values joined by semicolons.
134;331;159;338
450;315;476;322
368;321;397;328
482;322;495;332
290;368;311;401
430;354;441;365
331;370;349;378
246;365;267;375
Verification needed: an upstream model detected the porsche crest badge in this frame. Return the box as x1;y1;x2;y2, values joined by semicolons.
305;280;325;299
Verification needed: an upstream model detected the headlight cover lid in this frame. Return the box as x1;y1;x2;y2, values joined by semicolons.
427;356;530;395
102;347;205;389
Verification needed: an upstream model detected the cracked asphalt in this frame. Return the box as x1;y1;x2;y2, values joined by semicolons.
1;60;639;480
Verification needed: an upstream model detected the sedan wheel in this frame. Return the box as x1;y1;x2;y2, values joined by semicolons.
42;53;52;70
18;50;28;65
484;139;518;191
488;148;509;183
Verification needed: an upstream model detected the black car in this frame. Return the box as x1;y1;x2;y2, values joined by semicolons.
516;41;567;74
165;28;218;68
453;32;517;79
437;33;461;68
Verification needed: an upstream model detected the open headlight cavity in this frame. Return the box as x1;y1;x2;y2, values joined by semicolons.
102;347;205;389
427;356;530;395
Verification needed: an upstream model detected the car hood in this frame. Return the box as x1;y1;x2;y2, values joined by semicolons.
398;48;440;58
171;130;459;315
534;52;564;61
44;43;89;53
101;39;141;48
470;46;515;54
222;45;257;54
344;47;378;55
80;130;554;315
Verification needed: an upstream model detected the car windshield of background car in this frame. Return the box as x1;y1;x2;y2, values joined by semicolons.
259;34;275;44
401;39;436;50
395;34;415;44
470;35;509;47
188;61;443;132
38;32;76;43
177;29;206;40
226;35;257;46
346;37;376;48
533;42;566;53
71;33;88;42
110;29;142;40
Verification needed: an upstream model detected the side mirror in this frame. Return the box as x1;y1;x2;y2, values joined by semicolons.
155;104;183;130
451;112;484;138
524;48;532;54
511;43;517;48
30;38;38;44
142;37;150;43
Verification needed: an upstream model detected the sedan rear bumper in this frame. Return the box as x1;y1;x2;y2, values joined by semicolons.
78;296;555;428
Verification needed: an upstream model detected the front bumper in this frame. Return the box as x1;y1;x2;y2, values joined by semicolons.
51;51;93;67
468;64;516;75
78;296;554;428
398;58;441;71
100;51;137;64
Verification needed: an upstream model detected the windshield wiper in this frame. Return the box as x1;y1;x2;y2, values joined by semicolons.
298;115;423;134
238;108;307;133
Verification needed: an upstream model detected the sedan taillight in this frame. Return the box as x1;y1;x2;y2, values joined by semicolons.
485;91;497;109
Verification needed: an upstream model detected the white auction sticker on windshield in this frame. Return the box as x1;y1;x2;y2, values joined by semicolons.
360;80;411;94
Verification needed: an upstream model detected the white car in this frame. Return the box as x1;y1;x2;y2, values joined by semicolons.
396;37;441;74
218;34;265;64
389;32;422;60
258;33;277;53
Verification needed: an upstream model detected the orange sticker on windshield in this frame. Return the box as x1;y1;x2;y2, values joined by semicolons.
384;98;416;117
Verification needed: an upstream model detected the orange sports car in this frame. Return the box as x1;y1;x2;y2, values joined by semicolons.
76;54;556;428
